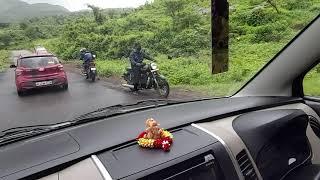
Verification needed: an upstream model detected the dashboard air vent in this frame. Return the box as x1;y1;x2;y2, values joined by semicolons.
236;149;258;180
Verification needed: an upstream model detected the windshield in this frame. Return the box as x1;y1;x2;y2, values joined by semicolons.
19;57;59;68
0;0;318;131
35;47;46;51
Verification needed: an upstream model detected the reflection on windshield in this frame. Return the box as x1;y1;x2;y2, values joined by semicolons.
0;0;318;130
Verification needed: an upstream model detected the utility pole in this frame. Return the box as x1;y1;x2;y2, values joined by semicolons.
212;0;229;74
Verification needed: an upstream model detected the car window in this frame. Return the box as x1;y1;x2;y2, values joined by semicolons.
304;64;320;96
36;47;46;51
18;57;59;68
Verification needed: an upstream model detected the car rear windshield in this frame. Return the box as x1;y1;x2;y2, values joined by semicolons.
36;47;46;51
18;56;59;68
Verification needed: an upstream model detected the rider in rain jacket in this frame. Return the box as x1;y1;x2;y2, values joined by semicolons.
80;48;93;73
129;43;154;91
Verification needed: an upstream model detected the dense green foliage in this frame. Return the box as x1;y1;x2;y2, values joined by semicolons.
304;64;320;96
51;0;211;59
0;15;69;49
0;0;69;23
1;0;319;96
0;50;9;72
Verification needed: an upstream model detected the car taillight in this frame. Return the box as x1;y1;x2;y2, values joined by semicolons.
16;69;23;76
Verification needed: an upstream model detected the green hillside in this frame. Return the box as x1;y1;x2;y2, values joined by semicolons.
0;0;69;23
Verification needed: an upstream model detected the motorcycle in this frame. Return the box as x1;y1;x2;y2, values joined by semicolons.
122;62;170;98
82;55;97;82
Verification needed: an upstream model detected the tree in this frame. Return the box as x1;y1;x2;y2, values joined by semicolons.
25;26;42;39
163;0;185;18
87;4;105;24
266;0;279;13
19;22;28;30
175;7;202;30
107;10;116;19
0;33;12;48
0;23;9;29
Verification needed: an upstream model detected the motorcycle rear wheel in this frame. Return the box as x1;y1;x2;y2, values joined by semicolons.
91;74;96;82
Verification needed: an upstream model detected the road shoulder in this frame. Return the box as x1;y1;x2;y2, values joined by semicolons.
63;62;209;100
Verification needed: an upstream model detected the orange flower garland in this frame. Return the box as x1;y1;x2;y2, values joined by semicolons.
137;129;173;151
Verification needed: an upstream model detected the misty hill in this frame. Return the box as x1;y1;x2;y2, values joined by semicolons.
0;0;69;23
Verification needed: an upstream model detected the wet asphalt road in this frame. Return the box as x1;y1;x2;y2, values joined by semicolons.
0;50;147;131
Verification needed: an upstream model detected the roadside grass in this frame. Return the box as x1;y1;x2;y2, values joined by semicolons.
0;50;9;72
172;83;243;97
96;59;127;77
304;73;320;97
94;58;240;96
92;41;286;96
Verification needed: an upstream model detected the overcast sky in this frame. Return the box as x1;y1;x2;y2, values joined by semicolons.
21;0;150;11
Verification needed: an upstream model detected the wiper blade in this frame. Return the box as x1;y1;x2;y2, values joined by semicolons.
73;99;182;122
0;122;72;145
73;98;216;125
2;122;72;135
96;99;180;111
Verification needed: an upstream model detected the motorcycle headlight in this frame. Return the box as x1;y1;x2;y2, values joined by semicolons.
151;63;157;70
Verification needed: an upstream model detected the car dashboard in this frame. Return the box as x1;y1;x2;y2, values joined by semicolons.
38;126;240;180
1;97;320;180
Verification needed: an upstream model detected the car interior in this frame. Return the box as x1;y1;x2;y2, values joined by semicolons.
0;8;319;180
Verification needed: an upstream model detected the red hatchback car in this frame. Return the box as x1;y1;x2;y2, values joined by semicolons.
10;53;68;96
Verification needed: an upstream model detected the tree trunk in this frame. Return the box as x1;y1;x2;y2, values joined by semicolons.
212;0;229;74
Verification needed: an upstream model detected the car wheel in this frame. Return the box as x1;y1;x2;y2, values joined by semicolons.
17;90;25;96
62;83;68;90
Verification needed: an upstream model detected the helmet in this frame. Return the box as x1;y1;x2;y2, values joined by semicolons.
133;42;141;51
80;48;87;52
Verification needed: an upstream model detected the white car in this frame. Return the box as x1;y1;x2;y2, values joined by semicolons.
34;46;48;55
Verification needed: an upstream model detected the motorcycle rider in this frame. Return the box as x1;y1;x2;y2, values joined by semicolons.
80;48;94;75
129;43;154;92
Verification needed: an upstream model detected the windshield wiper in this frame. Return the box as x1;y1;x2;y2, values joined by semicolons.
73;99;182;122
72;98;214;123
0;122;72;146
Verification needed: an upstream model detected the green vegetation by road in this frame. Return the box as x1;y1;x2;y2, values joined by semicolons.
94;40;284;96
304;77;320;96
1;0;320;96
304;65;320;96
0;50;9;72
